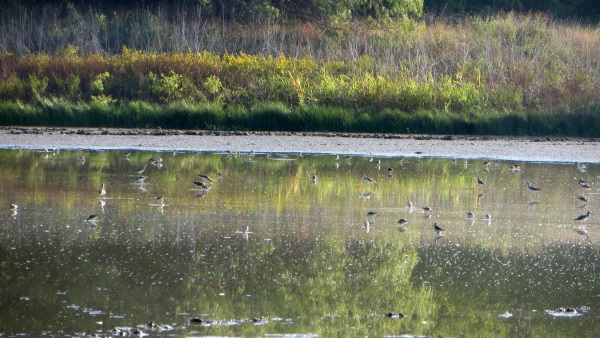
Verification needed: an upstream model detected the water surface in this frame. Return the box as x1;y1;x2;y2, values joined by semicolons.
1;149;599;337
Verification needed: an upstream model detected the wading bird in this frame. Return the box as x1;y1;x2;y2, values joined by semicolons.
198;174;213;182
527;182;541;191
363;174;377;184
133;176;148;183
574;211;593;222
193;181;210;189
433;223;445;234
135;164;147;174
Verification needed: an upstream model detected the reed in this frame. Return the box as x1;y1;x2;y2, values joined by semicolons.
0;6;599;135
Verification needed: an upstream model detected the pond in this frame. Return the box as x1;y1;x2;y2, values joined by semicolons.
1;149;599;337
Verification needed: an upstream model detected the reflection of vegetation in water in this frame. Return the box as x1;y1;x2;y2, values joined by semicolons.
1;149;600;336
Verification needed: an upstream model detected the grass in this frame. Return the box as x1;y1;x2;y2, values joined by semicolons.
0;8;599;135
2;99;600;136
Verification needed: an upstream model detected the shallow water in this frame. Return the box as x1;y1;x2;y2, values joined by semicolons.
1;149;599;337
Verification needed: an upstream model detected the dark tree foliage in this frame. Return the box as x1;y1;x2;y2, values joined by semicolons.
424;0;600;22
0;0;423;22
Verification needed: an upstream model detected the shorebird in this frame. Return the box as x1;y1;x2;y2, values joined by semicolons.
360;191;375;199
574;228;590;239
397;218;409;225
312;175;318;184
86;214;98;222
387;167;393;172
477;176;485;185
364;219;370;232
135;164;147;174
509;165;521;172
367;211;377;217
335;154;340;161
192;181;210;189
433;223;445;234
155;196;165;206
407;200;413;209
422;206;433;213
577;195;588;203
363;174;377;184
78;156;85;162
99;184;106;197
485;213;492;220
579;181;592;189
526;182;541;191
10;203;18;210
217;173;223;182
466;212;475;219
574;211;593;221
133;176;148;183
242;225;249;234
198;174;213;182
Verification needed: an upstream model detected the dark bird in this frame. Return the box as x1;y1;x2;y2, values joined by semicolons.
363;174;377;184
192;181;210;189
397;218;409;225
574;211;593;221
466;212;475;219
577;195;589;203
86;214;98;222
527;182;541;191
477;176;485;185
422;206;433;213
312;175;318;183
155;196;165;205
198;174;213;182
433;223;445;234
387;167;394;172
10;203;18;210
367;211;377;217
579;181;592;189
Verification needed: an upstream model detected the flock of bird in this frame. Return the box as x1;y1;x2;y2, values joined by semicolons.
358;158;594;240
7;151;595;240
7;151;224;226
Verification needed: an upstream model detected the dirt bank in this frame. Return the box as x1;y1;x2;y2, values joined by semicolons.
1;127;599;163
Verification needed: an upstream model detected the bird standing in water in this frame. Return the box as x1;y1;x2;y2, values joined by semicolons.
433;223;445;234
363;174;377;184
574;211;593;222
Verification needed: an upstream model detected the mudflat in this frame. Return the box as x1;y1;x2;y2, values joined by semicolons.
1;127;599;163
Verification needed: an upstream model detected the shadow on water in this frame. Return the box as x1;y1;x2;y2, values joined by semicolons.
0;150;599;336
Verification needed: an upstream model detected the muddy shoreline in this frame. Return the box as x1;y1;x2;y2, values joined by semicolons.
1;127;599;163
